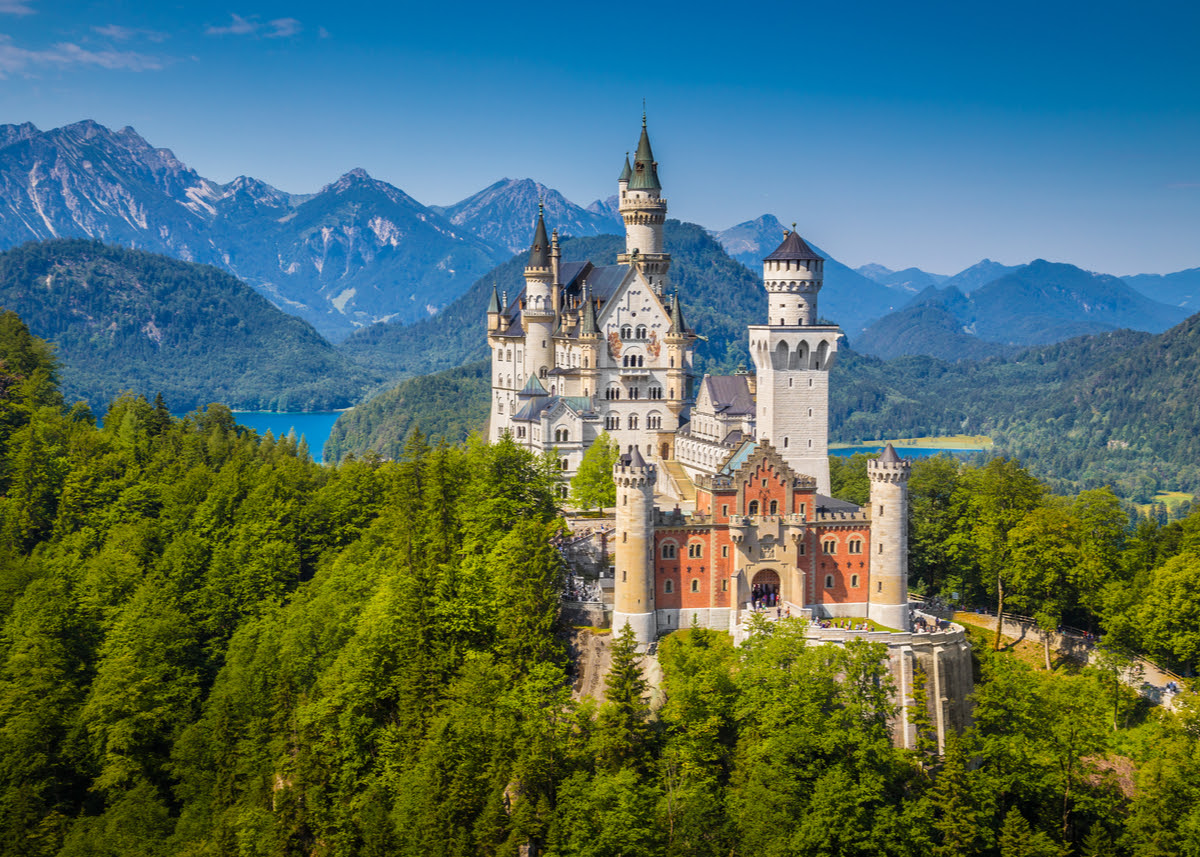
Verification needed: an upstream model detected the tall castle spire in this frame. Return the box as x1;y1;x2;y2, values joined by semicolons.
618;114;670;293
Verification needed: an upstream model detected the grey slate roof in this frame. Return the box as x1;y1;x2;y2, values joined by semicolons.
704;375;754;417
528;207;550;268
619;154;632;183
878;443;901;464
765;230;823;262
814;494;861;514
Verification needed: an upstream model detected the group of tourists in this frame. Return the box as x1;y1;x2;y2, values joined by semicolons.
812;618;875;632
750;583;779;611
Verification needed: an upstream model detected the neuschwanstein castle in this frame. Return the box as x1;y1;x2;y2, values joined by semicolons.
486;117;916;649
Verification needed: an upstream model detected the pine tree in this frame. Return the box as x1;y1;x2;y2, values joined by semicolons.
595;622;652;771
930;732;980;856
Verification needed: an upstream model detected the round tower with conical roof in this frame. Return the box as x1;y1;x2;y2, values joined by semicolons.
749;227;841;494
612;447;657;647
617;116;670;294
868;444;911;631
523;202;556;384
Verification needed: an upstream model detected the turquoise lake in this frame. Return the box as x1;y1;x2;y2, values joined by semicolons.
231;412;342;463
170;411;343;464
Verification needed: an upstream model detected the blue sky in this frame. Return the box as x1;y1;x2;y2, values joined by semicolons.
1;0;1196;276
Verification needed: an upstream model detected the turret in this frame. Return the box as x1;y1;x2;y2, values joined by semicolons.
749;226;840;494
867;444;911;631
486;282;501;333
523;202;555;383
764;226;824;326
612;447;657;647
617;115;670;293
664;291;693;417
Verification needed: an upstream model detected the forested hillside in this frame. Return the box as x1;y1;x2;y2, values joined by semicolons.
324;360;491;461
830;315;1200;497
4;314;1200;855
0;240;379;411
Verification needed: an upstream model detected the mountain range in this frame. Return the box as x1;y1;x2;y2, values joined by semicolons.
0;121;505;340
854;260;1191;361
3;120;1196;365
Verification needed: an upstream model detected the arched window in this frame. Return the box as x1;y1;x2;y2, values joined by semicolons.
628;415;639;430
822;539;836;554
661;543;677;559
540;367;548;378
621;325;632;339
555;428;569;443
850;574;860;588
691;579;700;593
630;387;639;400
825;574;834;589
559;458;569;471
769;500;778;515
848;539;863;554
688;543;702;558
636;325;647;339
664;579;674;593
748;500;759;515
638;355;645;367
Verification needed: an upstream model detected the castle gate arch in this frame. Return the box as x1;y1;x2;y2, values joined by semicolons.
751;568;781;605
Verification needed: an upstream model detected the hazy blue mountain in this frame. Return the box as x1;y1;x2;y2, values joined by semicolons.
855;259;1191;359
587;194;621;220
714;214;907;337
0;121;507;341
0;239;380;411
940;259;1021;293
1123;267;1200;310
433;178;623;254
854;263;949;293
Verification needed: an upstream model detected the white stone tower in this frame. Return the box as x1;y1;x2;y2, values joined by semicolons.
749;228;841;494
612;447;656;647
617;116;670;294
522;203;556;384
868;444;911;631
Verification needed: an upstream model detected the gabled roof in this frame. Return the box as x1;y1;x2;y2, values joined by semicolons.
765;229;823;262
703;375;755;417
719;440;758;476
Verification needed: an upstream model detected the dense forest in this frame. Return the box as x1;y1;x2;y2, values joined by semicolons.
4;312;1200;855
0;240;380;411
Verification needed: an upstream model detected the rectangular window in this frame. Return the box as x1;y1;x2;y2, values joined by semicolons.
721;546;729;558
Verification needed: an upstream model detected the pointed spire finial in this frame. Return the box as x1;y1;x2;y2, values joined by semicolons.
792;222;797;232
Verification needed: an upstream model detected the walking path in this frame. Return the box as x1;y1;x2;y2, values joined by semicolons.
952;608;1186;710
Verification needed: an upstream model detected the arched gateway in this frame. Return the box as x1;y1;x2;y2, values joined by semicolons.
751;569;781;606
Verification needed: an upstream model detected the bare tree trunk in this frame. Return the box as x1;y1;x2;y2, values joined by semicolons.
1044;631;1052;671
994;576;1005;651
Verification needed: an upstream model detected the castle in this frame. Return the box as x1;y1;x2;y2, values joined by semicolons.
488;116;915;644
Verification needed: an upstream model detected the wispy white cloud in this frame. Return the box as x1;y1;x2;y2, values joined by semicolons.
0;34;164;75
317;26;331;39
92;24;169;43
0;0;35;16
267;17;300;38
205;13;302;38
